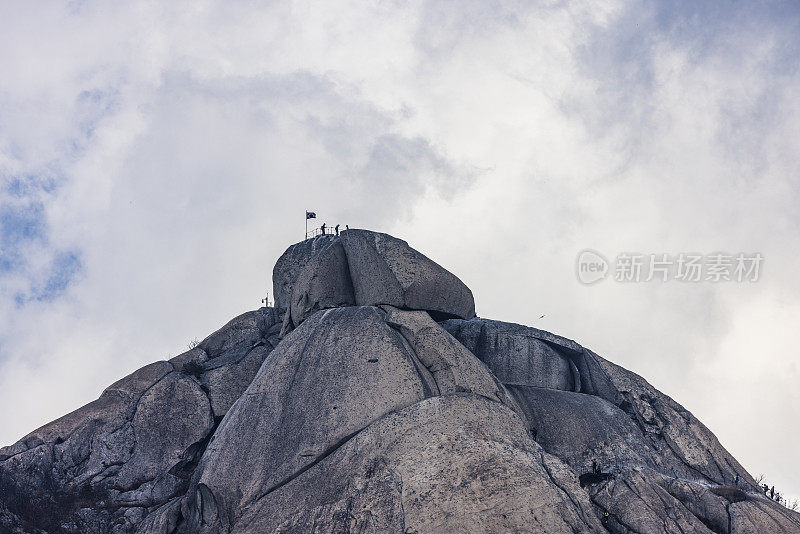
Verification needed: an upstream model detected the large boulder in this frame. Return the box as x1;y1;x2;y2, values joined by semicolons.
287;238;356;326
340;230;475;320
274;230;476;330
441;317;620;402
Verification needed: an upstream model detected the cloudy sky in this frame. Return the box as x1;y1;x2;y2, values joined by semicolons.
1;0;799;500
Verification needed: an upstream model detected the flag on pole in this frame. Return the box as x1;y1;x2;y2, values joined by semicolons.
306;211;316;219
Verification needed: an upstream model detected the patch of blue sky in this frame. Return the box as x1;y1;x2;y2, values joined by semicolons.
0;201;46;246
0;201;45;275
4;172;58;198
0;83;120;304
649;1;800;64
32;250;83;302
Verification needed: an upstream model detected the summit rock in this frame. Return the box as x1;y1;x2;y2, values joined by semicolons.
273;230;476;331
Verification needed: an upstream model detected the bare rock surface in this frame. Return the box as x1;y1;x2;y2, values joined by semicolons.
275;230;475;331
729;498;800;533
230;395;605;534
183;306;437;532
0;307;281;533
2;231;797;534
272;235;337;310
441;316;798;533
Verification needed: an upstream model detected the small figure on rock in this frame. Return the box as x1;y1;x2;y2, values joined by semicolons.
770;486;775;499
733;474;739;486
321;223;326;235
763;483;770;495
335;224;340;236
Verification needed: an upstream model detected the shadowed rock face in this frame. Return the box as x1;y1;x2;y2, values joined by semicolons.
2;232;798;534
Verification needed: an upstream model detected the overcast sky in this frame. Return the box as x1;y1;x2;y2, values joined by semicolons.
1;0;799;501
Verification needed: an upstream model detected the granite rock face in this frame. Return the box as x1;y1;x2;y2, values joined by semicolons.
275;230;476;332
0;308;281;534
1;232;798;534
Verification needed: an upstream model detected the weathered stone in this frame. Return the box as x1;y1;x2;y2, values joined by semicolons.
508;386;656;474
440;316;800;532
169;347;208;369
198;307;280;359
3;231;799;534
383;306;522;414
274;230;476;329
272;234;337;310
341;230;475;320
593;352;757;490
288;238;355;328
442;318;621;404
0;308;283;533
730;498;800;533
134;497;182;534
442;318;579;392
111;372;214;493
591;467;719;533
184;306;436;532
661;475;733;533
225;395;605;533
200;345;271;418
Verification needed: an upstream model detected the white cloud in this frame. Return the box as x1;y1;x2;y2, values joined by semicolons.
1;0;799;501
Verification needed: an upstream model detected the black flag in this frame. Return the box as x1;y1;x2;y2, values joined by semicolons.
306;211;316;219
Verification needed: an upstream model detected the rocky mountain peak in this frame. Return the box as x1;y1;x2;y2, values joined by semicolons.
1;230;798;533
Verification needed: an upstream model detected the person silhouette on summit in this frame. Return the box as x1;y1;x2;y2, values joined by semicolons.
320;223;326;235
335;224;340;236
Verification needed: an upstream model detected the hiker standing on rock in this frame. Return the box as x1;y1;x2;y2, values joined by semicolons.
335;224;340;236
320;223;326;235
